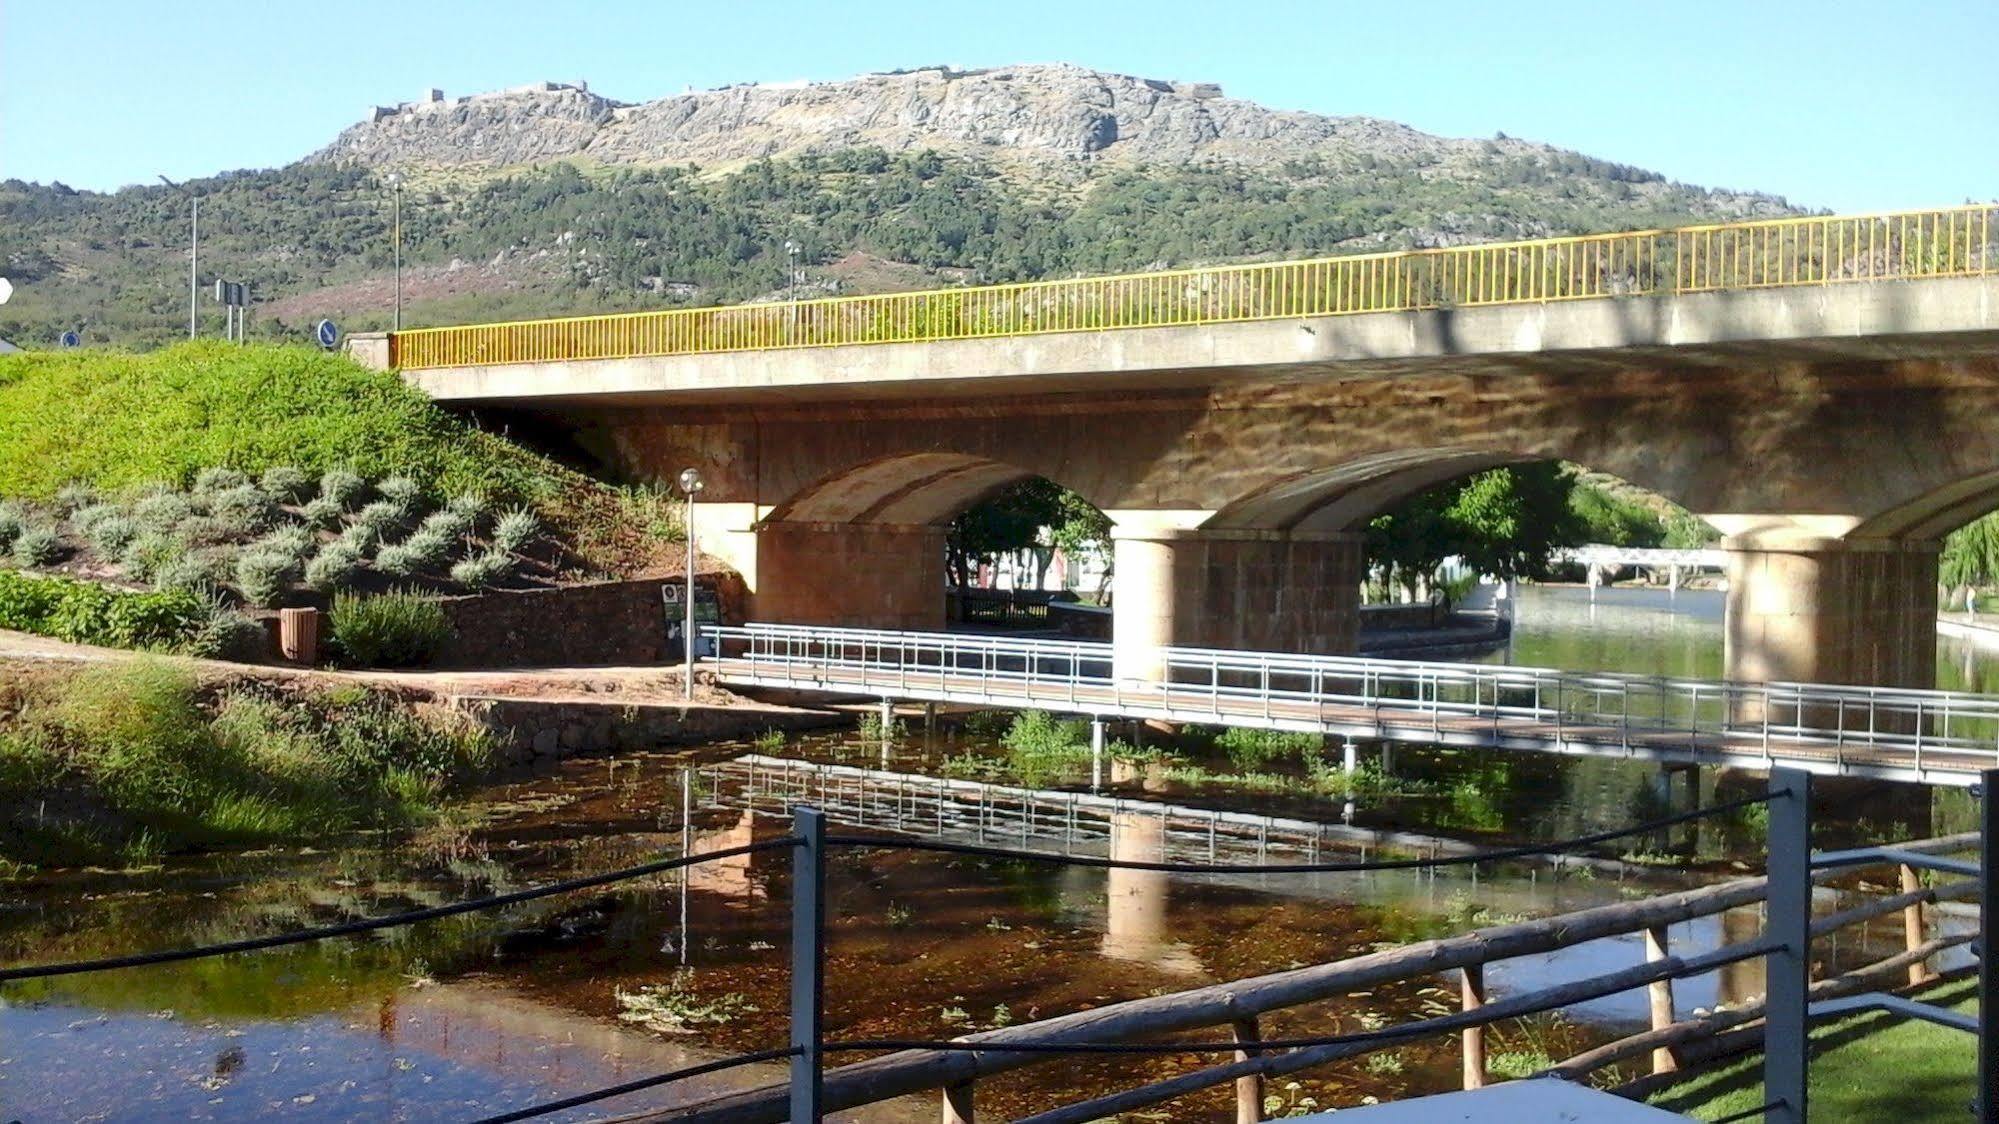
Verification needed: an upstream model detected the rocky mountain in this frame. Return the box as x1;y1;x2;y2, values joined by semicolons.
313;64;1683;177
3;64;1794;349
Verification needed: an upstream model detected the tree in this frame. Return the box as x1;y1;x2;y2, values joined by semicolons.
945;478;1108;590
1942;512;1999;607
1365;463;1585;600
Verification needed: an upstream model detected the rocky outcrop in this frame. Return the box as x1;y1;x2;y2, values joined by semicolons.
308;63;1565;174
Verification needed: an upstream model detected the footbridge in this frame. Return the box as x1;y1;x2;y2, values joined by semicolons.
357;205;1999;696
705;624;1999;787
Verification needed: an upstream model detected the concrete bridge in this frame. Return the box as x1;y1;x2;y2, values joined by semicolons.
352;205;1999;691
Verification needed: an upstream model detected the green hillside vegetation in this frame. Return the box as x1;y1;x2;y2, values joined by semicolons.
1;147;1782;349
0;343;679;575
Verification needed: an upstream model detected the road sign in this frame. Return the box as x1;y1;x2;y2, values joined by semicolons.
315;319;340;350
0;277;12;305
58;330;80;348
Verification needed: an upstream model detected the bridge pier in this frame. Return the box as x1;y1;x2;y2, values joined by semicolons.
753;521;947;630
1722;536;1939;692
1110;527;1362;682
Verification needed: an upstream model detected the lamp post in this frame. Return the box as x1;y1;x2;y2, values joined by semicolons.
387;172;404;331
679;467;705;701
158;176;196;339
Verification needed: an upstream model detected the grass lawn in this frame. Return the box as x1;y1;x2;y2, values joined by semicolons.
1646;979;1978;1121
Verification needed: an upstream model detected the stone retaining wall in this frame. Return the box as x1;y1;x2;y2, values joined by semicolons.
430;573;746;669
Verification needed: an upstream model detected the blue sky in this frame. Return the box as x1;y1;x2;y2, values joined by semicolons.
2;0;1993;211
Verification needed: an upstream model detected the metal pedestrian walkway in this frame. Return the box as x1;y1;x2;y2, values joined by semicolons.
705;623;1999;786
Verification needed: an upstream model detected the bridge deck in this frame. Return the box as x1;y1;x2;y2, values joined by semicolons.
705;624;1999;786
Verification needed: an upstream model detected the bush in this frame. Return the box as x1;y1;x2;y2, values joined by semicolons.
174;514;241;546
1215;726;1323;773
259;466;314;504
54;482;97;513
446;492;488;523
12;527;64;567
319;468;368;510
304;543;363;592
154;551;231;596
88;514;139;556
492;506;541;553
187;604;268;662
418;508;473;542
374;542;425;578
355;499;407;534
71;502;123;535
132;491;195;534
0;505;21;551
335;522;380;556
300;495;345;530
253;525;316;560
206;484;280;534
120;532;185;583
235;549;298;608
191;467;251;496
0;569;209;650
450;550;514;590
329;589;452;668
378;475;423;509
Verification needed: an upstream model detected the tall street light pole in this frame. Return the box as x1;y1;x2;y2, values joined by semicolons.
158;176;197;339
678;467;705;702
387;172;404;331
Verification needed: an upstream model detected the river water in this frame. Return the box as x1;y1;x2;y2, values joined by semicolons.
2;586;1987;1122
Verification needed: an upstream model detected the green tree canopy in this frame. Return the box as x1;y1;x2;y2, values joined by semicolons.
1366;463;1586;597
945;478;1109;588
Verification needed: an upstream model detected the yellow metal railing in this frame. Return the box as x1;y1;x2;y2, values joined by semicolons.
390;204;1996;371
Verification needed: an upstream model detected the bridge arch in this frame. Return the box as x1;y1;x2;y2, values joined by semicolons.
761;452;1047;527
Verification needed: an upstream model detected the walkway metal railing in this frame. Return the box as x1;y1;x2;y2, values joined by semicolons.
390;203;1996;370
705;623;1999;784
7;768;1993;1123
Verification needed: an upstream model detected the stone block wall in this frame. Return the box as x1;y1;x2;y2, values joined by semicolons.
754;522;946;630
453;695;843;767
430;573;746;669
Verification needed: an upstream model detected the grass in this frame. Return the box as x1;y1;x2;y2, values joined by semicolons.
0;342;681;573
1647;979;1977;1122
0;661;493;867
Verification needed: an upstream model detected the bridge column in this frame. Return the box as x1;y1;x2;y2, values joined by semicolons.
1723;536;1939;690
1111;527;1362;682
753;521;947;630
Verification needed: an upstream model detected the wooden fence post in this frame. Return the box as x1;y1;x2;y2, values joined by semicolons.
942;1079;975;1124
1232;1016;1264;1123
1644;924;1678;1073
1900;862;1934;986
1461;964;1487;1089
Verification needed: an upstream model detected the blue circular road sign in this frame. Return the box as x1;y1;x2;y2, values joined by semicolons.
58;330;80;349
315;319;340;350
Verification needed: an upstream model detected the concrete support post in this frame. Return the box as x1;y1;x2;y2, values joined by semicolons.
1110;527;1362;684
1723;536;1939;693
1090;718;1105;793
755;521;948;631
1342;738;1359;776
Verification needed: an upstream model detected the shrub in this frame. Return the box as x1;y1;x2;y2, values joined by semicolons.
492;506;541;553
259;466;314;505
154;551;231;597
175;514;241;546
191;467;251;496
1215;727;1323;773
187;604;268;662
205;484;279;535
120;532;186;583
0;505;21;551
54;482;97;513
328;589;452;668
0;569;209;650
253;525;316;561
235;550;298;608
450;550;514;590
319;468;368;510
132;491;195;534
377;475;423;509
374;542;426;578
355;499;407;534
88;514;139;556
445;492;488;523
335;522;380;556
300;495;345;530
71;502;124;535
418;508;473;542
304;543;363;592
12;527;64;567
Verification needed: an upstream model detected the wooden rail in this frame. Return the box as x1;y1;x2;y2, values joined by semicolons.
621;832;1979;1123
